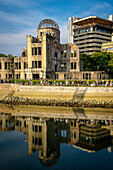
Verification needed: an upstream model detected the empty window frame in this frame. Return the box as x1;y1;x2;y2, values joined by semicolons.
71;62;76;69
0;62;1;69
38;61;42;68
38;47;41;55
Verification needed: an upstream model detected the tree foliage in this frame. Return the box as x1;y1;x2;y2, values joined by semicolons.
0;53;14;58
80;52;113;78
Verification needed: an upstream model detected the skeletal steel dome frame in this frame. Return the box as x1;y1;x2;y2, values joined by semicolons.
38;19;59;30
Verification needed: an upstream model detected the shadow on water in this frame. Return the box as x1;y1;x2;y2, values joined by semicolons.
72;87;88;118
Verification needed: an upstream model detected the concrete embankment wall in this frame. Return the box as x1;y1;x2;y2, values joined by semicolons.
10;84;113;93
10;84;113;101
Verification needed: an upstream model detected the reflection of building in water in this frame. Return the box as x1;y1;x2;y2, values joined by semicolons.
0;113;113;166
0;114;14;131
74;122;111;152
27;118;61;167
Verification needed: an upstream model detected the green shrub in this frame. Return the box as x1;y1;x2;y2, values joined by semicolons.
32;80;40;84
14;79;30;84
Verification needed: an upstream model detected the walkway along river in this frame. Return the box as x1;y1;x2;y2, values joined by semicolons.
0;84;113;108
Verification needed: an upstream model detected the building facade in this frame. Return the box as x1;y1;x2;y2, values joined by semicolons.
0;19;106;80
68;15;113;55
101;34;113;52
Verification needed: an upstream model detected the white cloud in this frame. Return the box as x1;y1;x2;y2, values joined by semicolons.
0;28;37;56
81;2;113;17
0;10;45;28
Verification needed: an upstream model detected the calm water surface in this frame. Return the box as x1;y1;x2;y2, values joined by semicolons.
0;109;113;170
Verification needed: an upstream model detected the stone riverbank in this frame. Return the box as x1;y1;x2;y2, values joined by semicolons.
0;96;113;108
0;84;113;108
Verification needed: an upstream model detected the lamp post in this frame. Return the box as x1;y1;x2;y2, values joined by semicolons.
97;66;99;80
107;69;109;79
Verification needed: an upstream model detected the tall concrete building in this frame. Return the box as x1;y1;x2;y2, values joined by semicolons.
68;15;113;55
68;17;81;43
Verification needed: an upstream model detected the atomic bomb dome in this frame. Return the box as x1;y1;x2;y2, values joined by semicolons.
37;19;60;41
38;19;60;30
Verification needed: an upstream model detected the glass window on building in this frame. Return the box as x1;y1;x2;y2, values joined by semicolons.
108;47;113;51
0;62;1;69
38;47;41;55
80;29;85;33
86;27;91;32
74;30;78;35
97;27;102;32
103;29;108;33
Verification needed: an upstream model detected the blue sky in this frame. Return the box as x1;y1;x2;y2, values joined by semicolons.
0;0;113;56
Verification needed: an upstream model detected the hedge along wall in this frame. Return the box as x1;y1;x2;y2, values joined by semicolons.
1;79;113;85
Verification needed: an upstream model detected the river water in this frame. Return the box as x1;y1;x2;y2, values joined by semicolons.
0;106;113;170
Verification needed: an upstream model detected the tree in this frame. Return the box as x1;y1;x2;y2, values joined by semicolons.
0;54;7;57
0;53;14;58
7;54;14;58
80;53;93;71
80;52;113;78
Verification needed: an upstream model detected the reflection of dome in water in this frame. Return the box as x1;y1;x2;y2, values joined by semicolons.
39;158;59;167
38;19;60;30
